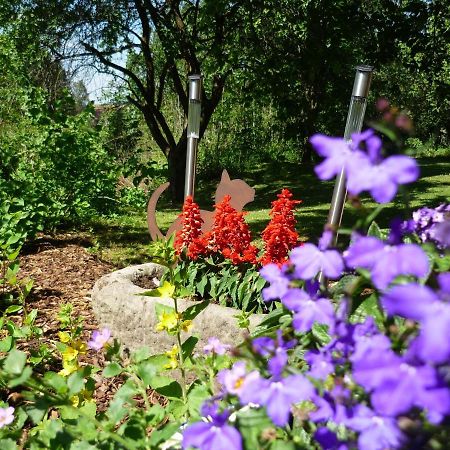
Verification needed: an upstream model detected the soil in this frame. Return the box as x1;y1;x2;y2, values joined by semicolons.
14;233;163;412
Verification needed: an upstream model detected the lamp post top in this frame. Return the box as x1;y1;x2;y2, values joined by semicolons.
352;65;374;98
188;74;202;101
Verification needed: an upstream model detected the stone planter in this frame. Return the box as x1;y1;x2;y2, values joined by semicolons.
91;263;265;354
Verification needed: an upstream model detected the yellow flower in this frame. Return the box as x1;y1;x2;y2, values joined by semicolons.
72;340;88;355
59;359;79;377
180;320;193;333
58;331;71;343
70;395;80;408
157;281;175;299
156;311;180;333
62;346;79;362
164;345;179;369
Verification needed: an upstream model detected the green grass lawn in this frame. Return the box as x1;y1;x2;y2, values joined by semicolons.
87;155;450;267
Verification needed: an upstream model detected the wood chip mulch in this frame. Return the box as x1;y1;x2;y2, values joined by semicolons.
14;233;143;412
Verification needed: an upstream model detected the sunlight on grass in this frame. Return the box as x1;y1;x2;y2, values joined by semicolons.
88;156;450;267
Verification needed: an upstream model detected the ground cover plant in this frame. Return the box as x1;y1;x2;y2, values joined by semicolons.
0;123;449;449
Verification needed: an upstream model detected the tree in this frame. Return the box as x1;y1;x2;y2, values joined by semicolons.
6;0;255;201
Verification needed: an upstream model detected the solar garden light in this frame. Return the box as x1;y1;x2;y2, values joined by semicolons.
326;65;374;243
184;74;202;199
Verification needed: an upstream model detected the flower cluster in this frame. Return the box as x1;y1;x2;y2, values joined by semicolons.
410;203;450;249
260;188;301;266
206;195;259;264
174;195;204;259
311;129;419;203
182;129;450;450
175;190;302;266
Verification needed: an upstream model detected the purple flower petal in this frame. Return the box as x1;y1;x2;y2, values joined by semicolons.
344;237;384;270
310;135;352;180
382;155;419;184
381;283;437;320
322;250;344;279
416;304;450;364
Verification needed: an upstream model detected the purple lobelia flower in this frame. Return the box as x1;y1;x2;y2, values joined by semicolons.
433;219;450;248
345;405;404;450
314;427;348;450
203;337;230;356
252;330;296;377
310;386;352;425
381;279;450;365
411;203;450;248
351;343;450;420
0;406;14;428
217;362;261;401
310;134;359;181
88;328;111;351
240;372;315;427
305;350;334;381
349;151;418;204
182;402;242;450
311;129;419;204
281;282;336;334
344;235;429;289
259;263;290;301
290;231;344;280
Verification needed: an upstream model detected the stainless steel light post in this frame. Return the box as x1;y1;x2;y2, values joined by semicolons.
184;74;202;199
327;65;374;241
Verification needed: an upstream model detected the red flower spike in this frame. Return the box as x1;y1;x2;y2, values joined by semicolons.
174;196;204;256
208;195;258;265
260;189;302;266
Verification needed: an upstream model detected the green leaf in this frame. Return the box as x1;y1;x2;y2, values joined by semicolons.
8;366;32;388
311;323;331;345
69;442;98;450
25;397;51;424
102;362;122;378
148;422;181;447
131;346;152;363
0;336;14;352
107;380;137;423
367;221;382;238
187;383;210;418
196;276;208;297
271;442;295;450
350;293;384;326
181;336;198;360
182;300;209;321
67;370;85;395
154;302;175;318
151;377;182;399
237;408;272;449
136;361;158;387
0;438;18;450
3;349;27;375
44;372;68;394
5;305;23;314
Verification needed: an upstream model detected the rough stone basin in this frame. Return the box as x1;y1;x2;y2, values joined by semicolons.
91;263;265;354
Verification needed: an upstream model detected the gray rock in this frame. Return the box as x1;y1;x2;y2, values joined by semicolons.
91;263;265;354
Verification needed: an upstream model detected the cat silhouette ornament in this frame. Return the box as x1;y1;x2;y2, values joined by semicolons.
147;170;255;241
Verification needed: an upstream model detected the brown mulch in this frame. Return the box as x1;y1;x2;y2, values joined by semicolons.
20;233;113;341
16;233;128;411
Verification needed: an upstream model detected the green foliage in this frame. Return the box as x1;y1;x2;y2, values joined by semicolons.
173;257;269;313
0;32;118;240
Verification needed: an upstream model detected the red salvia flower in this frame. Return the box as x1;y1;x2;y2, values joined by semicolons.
174;196;204;258
208;195;258;264
260;189;302;266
